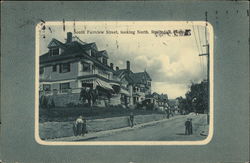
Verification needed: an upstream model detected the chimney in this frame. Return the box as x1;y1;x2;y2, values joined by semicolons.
66;32;72;43
110;63;114;70
126;61;130;71
116;66;119;71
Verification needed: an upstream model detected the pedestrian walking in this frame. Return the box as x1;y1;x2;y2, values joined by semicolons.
82;117;88;135
189;118;193;135
185;118;191;135
74;116;84;136
164;109;167;118
129;112;134;128
167;109;170;119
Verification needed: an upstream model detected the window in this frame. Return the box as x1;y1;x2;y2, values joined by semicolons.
50;48;59;56
52;65;57;72
90;50;95;57
97;57;102;62
86;49;91;56
60;83;70;93
133;87;139;92
81;81;93;88
140;88;144;92
103;58;107;65
40;67;44;74
82;62;91;71
59;63;70;73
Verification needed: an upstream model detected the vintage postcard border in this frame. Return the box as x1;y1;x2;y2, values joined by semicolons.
35;21;214;146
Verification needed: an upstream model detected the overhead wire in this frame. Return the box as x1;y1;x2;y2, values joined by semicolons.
192;24;202;55
197;26;204;54
192;23;204;77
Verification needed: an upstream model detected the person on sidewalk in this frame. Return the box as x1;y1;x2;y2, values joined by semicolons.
82;117;88;136
129;112;134;128
189;118;193;135
75;116;84;136
185;118;191;135
167;109;170;119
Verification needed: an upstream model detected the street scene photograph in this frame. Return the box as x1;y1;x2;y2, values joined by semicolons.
37;21;212;143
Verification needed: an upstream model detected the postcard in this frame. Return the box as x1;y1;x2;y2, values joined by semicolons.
1;1;249;163
36;21;213;145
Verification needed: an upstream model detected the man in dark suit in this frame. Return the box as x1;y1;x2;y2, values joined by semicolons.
185;118;191;135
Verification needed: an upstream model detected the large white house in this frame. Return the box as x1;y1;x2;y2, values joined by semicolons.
39;32;151;107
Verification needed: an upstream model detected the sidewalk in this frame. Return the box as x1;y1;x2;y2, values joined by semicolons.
48;115;185;141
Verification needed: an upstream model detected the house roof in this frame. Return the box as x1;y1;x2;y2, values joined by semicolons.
113;69;130;77
40;38;113;71
145;93;168;101
113;69;134;83
47;38;65;48
96;50;109;58
114;69;152;85
80;42;97;50
134;71;152;81
40;40;84;63
129;71;152;84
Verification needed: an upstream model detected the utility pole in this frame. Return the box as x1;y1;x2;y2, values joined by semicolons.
199;11;210;124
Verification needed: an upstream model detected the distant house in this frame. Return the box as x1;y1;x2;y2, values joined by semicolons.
144;92;169;110
114;61;152;106
39;32;129;107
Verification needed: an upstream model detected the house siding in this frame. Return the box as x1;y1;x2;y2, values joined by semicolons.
41;61;79;81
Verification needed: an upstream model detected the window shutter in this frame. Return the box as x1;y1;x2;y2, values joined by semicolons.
68;63;71;72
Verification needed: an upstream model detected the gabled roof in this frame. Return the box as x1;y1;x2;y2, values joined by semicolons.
96;50;109;58
133;71;152;81
47;38;65;48
129;71;152;84
113;69;152;85
40;38;113;72
81;42;97;50
113;69;130;77
40;40;85;63
113;69;134;83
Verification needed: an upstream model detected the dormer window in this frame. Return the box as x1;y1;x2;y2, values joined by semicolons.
97;57;103;62
86;49;91;56
50;48;59;56
103;58;107;65
90;50;95;57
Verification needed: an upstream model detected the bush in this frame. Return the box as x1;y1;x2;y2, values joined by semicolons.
146;103;155;110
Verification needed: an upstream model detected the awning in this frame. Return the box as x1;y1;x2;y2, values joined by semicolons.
95;79;114;91
109;82;120;86
120;88;130;96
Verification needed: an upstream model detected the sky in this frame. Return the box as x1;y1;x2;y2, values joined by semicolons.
38;21;210;99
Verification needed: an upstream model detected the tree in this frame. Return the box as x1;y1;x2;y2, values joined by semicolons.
176;96;189;114
185;80;208;114
176;80;208;114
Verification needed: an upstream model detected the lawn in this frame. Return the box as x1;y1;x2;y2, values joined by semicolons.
39;105;164;123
